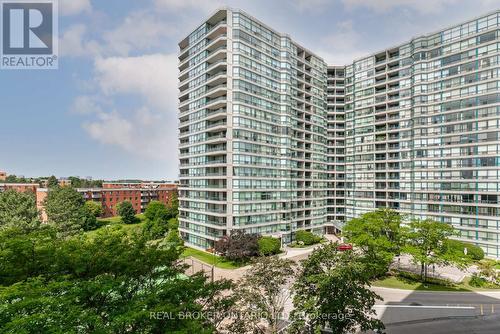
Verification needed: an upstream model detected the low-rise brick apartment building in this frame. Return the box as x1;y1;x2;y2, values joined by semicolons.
79;182;178;217
0;180;178;220
0;183;38;193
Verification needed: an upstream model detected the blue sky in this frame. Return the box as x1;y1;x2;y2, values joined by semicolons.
0;0;498;180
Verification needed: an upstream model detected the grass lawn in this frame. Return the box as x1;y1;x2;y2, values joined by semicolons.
97;213;146;225
372;275;471;292
181;247;244;269
86;214;147;238
373;274;500;292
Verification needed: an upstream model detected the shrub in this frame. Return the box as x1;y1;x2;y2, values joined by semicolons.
465;244;485;261
396;270;454;287
446;239;484;261
258;236;281;256
469;274;487;287
295;230;322;246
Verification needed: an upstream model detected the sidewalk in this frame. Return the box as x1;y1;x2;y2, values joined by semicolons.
392;254;468;283
184;235;341;281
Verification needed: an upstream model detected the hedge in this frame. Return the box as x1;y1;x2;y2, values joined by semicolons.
295;230;322;246
446;239;484;261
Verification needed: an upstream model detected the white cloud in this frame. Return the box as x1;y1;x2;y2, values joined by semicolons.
153;0;223;13
75;53;179;176
317;20;369;65
70;95;104;115
341;0;460;14
94;53;178;108
291;0;333;13
60;0;92;16
60;11;178;58
102;11;178;56
83;111;134;148
60;24;101;57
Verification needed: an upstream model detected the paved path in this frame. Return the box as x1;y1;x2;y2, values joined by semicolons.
184;240;334;281
393;254;468;283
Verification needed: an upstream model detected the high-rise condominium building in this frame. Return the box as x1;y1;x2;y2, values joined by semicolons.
179;8;500;258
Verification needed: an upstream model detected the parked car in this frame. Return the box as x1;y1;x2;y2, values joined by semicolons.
337;243;353;251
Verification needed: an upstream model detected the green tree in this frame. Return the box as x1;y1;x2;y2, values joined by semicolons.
4;174;29;183
4;175;17;183
68;176;103;188
44;186;95;237
0;226;234;333
0;190;40;232
403;219;459;282
46;175;59;188
144;200;169;222
0;226;58;285
143;201;170;239
228;256;295;333
165;226;183;247
84;201;103;218
117;201;136;224
343;208;404;277
167;191;179;217
291;243;384;334
258;236;281;256
68;176;82;188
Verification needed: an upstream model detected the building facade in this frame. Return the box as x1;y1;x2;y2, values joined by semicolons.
343;12;500;258
80;183;177;217
0;183;38;193
179;9;500;258
178;8;329;249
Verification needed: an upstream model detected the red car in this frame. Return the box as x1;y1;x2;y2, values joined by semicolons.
337;243;353;251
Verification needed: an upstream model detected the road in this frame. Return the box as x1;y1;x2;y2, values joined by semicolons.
186;244;500;332
374;287;500;308
379;313;500;334
368;287;500;333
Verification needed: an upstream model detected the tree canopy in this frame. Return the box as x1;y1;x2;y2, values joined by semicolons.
229;256;296;333
117;201;136;225
0;189;40;232
46;175;59;188
0;225;233;333
291;243;384;334
143;201;170;239
403;219;461;282
44;186;96;236
215;230;259;262
84;200;103;218
68;176;103;188
167;191;179;218
343;208;404;277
